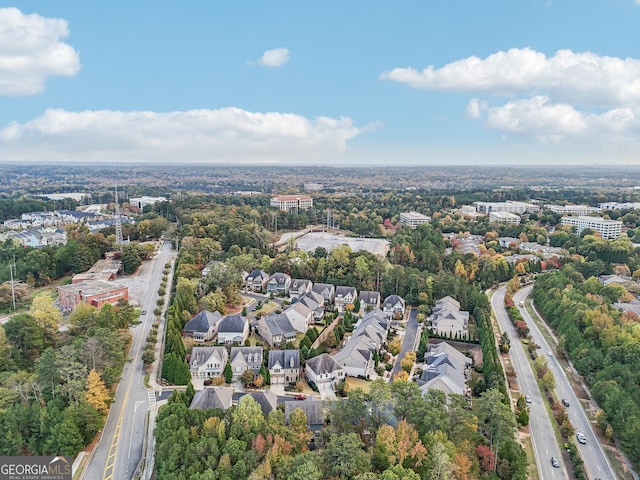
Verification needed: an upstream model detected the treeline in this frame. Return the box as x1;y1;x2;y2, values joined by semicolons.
533;268;640;467
155;382;526;480
0;299;136;456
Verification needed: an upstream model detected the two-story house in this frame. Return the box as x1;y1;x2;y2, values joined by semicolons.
358;291;381;313
189;346;229;378
283;302;313;333
289;279;313;300
268;349;301;385
257;313;297;347
305;353;344;387
296;291;325;323
335;286;358;313
217;314;249;345
383;294;406;319
229;346;264;381
312;283;336;306
430;296;469;338
267;272;292;296
245;269;269;292
182;310;223;342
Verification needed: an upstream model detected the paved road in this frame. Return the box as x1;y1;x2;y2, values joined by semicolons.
82;241;173;480
390;308;418;380
492;286;567;480
515;286;617;480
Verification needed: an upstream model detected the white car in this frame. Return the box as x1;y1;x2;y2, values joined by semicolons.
576;432;586;444
525;395;532;403
547;351;553;357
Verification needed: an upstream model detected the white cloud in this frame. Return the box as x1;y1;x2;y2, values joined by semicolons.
0;107;367;163
476;96;640;144
381;48;640;107
255;47;290;67
0;7;80;96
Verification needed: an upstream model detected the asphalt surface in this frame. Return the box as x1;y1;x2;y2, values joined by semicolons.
492;286;568;480
515;286;617;480
390;308;418;380
82;241;173;480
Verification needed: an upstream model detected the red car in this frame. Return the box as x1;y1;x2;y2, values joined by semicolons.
294;394;307;400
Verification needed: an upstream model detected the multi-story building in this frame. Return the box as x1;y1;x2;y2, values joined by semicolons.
270;195;313;212
598;202;640;211
489;211;521;225
58;280;128;312
399;211;431;228
474;201;538;214
560;216;623;239
545;204;600;215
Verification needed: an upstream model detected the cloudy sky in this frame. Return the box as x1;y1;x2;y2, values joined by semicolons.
1;1;640;166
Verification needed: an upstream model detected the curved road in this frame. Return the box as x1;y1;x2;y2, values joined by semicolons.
492;286;568;480
82;241;173;480
515;286;617;480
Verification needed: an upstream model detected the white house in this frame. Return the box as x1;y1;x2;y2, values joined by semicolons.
430;296;469;338
182;310;223;342
189;346;228;378
283;302;313;333
383;295;406;319
305;353;344;386
217;314;249;345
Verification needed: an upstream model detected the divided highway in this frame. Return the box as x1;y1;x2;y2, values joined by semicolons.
514;286;617;480
492;286;568;479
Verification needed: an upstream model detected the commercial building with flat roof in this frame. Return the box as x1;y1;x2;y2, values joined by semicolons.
270;195;313;212
399;211;431;228
474;201;538;214
489;211;521;225
561;216;623;239
58;280;128;312
545;204;600;215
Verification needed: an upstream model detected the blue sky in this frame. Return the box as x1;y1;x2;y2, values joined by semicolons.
1;1;640;166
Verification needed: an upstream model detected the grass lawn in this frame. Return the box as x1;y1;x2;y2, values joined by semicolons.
345;377;371;393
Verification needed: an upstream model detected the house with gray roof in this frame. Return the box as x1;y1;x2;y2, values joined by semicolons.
290;279;313;300
296;292;325;323
190;387;234;410
242;391;279;416
182;310;223;342
189;346;228;378
334;309;388;378
358;291;381;313
305;353;344;386
284;398;328;445
430;296;469;338
312;283;335;305
217;314;249;345
245;269;269;292
283;302;313;333
418;342;471;397
383;294;406;319
267;272;292;296
257;313;297;347
229;346;264;381
335;286;358;313
268;349;301;385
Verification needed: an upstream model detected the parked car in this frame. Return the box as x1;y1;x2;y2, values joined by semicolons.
576;432;586;444
561;398;570;407
551;457;560;468
294;394;307;400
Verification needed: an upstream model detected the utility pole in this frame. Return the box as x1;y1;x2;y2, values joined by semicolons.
9;258;16;310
